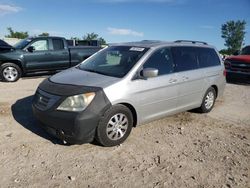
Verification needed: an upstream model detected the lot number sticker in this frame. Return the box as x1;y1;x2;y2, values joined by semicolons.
129;47;145;52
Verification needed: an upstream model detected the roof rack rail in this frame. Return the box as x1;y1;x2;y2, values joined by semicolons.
174;40;208;45
141;40;162;43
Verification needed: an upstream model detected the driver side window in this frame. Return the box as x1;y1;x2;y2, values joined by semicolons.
143;47;174;75
30;40;48;51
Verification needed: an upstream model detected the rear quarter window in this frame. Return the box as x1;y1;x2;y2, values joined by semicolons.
197;48;221;68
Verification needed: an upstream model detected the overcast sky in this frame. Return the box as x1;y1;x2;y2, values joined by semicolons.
0;0;249;49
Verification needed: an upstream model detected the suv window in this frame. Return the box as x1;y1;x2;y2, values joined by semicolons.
30;40;48;51
143;48;174;75
197;48;221;68
171;47;198;72
52;39;64;50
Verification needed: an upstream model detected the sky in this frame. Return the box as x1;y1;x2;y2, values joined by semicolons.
0;0;249;50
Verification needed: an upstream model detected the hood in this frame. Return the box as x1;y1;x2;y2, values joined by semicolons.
226;55;250;63
0;40;14;52
0;49;23;61
50;67;120;88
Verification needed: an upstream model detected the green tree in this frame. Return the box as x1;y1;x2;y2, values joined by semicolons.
99;37;107;45
83;32;99;40
71;37;81;40
83;32;107;45
219;49;230;55
39;32;49;37
5;27;29;39
221;20;246;54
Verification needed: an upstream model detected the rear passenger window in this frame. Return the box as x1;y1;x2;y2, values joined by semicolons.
52;39;64;50
143;48;174;75
197;48;221;68
171;47;198;72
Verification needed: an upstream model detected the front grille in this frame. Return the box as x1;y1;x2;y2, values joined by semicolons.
33;89;61;111
36;93;49;108
229;61;250;73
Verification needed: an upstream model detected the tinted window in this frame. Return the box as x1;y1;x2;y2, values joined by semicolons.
171;47;198;72
197;48;220;68
143;48;174;75
52;39;64;50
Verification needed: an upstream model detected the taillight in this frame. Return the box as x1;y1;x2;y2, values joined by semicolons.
223;69;227;77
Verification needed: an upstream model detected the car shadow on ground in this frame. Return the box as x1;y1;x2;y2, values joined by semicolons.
11;95;63;145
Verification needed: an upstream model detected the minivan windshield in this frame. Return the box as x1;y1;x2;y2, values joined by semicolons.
78;46;148;78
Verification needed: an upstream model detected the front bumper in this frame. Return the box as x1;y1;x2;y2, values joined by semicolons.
32;79;111;144
225;70;250;83
33;105;100;144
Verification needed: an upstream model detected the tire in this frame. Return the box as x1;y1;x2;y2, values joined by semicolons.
0;63;21;82
96;104;133;147
198;87;216;113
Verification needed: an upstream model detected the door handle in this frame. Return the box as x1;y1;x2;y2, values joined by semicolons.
169;78;177;83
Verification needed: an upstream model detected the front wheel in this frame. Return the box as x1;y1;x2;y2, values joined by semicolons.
198;87;216;113
0;63;21;82
95;104;133;147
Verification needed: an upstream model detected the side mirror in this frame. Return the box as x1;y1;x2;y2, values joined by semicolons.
27;46;35;52
142;68;158;78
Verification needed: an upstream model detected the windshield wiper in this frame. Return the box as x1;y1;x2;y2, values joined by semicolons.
82;68;99;73
81;68;110;76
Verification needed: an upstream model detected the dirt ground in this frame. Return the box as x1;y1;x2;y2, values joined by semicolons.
0;77;249;188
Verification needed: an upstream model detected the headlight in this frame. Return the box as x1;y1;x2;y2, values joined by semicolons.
57;92;95;112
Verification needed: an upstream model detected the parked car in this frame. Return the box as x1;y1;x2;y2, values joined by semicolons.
0;39;13;52
32;40;226;147
224;45;250;83
0;36;101;82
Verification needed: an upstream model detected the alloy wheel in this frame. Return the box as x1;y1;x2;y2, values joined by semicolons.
106;113;129;141
3;66;18;82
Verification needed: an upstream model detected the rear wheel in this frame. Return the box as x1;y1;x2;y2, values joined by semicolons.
198;87;216;113
96;104;133;147
0;63;21;82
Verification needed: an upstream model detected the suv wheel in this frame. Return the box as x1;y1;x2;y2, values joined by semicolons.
0;63;21;82
96;104;133;147
198;87;216;113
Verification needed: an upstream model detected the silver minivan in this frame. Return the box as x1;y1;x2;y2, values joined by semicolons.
32;40;226;146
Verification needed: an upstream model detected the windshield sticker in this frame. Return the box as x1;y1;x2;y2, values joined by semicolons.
129;47;145;52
